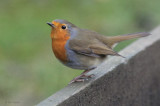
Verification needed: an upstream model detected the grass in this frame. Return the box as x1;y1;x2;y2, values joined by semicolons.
0;0;160;105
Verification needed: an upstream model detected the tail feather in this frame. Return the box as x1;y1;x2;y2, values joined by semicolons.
107;32;150;47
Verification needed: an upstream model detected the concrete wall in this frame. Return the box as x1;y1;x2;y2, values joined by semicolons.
37;27;160;106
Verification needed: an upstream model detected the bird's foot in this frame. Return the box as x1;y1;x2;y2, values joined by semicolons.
69;74;94;84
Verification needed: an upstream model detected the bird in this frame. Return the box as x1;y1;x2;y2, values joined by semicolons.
47;19;150;83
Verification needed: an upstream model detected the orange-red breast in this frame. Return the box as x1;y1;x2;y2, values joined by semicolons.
47;19;150;83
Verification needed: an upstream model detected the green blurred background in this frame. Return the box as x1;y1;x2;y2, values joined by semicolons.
0;0;159;105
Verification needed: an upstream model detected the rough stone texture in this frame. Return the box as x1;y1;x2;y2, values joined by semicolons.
37;27;160;106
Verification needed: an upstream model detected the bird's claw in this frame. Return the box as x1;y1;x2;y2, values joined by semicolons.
69;74;95;84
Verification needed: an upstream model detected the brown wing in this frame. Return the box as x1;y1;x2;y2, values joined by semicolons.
68;29;149;57
68;39;122;57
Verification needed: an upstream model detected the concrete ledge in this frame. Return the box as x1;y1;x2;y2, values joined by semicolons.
37;27;160;106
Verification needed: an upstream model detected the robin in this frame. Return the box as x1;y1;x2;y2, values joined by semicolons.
47;19;150;83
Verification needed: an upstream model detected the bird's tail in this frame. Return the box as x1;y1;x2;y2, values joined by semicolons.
107;32;150;47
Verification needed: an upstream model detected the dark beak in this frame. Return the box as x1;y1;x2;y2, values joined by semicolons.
47;22;54;27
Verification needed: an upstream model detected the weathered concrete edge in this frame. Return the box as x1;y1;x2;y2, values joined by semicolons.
37;26;160;106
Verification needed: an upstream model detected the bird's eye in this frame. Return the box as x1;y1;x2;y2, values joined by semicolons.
61;25;66;29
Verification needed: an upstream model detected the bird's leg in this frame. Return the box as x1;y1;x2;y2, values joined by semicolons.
69;68;95;84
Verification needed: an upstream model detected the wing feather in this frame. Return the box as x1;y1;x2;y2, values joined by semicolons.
68;39;122;57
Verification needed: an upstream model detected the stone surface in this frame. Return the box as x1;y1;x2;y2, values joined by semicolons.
37;27;160;106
